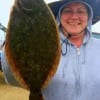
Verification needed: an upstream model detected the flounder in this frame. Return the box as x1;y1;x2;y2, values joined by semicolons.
5;0;61;100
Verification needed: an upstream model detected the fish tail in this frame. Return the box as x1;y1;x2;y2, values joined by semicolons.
29;90;44;100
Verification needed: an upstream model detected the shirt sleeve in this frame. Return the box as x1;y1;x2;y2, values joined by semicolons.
1;47;22;87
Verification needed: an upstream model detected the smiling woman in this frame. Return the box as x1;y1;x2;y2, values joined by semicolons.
0;1;100;100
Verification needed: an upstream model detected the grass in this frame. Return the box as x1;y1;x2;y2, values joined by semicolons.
0;71;29;100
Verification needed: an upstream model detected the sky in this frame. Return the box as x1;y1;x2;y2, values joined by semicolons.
0;0;100;46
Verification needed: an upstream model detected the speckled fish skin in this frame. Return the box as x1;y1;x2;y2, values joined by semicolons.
5;0;61;100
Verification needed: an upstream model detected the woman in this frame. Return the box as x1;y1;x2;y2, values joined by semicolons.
42;0;100;100
1;0;100;100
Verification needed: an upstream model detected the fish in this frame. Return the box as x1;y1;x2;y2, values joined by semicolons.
5;0;61;100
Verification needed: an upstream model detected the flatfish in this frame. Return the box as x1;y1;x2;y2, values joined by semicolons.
5;0;61;100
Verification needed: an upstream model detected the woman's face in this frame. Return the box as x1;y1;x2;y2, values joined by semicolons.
60;2;88;36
